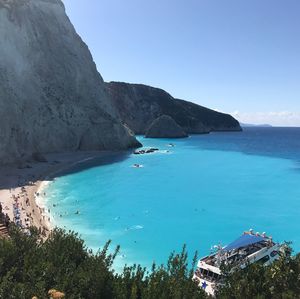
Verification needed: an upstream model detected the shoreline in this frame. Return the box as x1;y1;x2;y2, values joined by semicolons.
0;150;127;236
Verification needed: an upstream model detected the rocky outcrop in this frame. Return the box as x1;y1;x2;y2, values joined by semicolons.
106;82;242;134
0;0;140;164
145;115;188;138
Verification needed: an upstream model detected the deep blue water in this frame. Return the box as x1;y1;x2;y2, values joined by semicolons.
44;128;300;269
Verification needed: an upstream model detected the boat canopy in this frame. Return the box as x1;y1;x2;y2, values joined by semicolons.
223;234;266;252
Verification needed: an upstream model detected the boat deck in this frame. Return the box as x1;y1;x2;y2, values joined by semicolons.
200;234;275;268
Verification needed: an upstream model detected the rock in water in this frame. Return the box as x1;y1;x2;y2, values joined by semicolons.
0;0;140;165
106;82;242;134
145;115;188;138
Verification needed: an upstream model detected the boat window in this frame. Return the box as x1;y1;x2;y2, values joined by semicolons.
196;268;215;280
198;268;220;280
195;269;201;277
270;251;278;258
257;255;270;264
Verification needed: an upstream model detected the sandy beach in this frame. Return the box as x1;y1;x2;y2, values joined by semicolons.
0;151;120;235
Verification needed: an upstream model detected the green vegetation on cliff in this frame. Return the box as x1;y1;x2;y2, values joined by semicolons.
0;226;299;299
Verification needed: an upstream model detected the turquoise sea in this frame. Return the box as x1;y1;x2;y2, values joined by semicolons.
44;127;300;269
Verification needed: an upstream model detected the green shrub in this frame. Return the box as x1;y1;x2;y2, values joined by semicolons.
0;226;299;299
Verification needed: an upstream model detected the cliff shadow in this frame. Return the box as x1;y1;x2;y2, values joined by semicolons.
0;150;133;191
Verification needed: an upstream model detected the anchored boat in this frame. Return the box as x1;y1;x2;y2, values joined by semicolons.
193;230;282;296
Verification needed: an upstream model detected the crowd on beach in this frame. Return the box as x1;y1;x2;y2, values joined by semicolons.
0;180;50;237
0;145;176;238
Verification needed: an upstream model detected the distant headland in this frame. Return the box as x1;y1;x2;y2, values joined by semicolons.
241;123;273;128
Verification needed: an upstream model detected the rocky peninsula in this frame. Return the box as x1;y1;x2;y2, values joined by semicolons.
106;82;242;135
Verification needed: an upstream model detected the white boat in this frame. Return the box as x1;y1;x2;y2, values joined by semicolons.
193;230;282;296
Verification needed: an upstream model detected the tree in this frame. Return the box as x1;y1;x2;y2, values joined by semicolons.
0;226;205;299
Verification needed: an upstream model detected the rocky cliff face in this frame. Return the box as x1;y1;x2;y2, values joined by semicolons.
145;115;188;138
106;82;242;134
0;0;140;165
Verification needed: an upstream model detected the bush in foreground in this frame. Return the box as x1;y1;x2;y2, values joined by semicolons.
0;226;299;298
0;226;205;299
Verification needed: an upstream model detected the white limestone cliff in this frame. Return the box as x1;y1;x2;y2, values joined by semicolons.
0;0;140;164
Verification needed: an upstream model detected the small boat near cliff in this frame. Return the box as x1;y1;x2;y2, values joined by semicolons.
193;230;283;296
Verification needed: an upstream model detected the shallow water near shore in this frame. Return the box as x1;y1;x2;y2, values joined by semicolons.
45;127;300;269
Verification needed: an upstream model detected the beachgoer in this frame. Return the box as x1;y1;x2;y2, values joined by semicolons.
5;214;10;227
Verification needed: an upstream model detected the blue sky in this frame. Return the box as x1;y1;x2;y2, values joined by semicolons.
63;0;300;126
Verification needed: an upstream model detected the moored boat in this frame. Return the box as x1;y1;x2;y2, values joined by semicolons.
193;230;283;296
